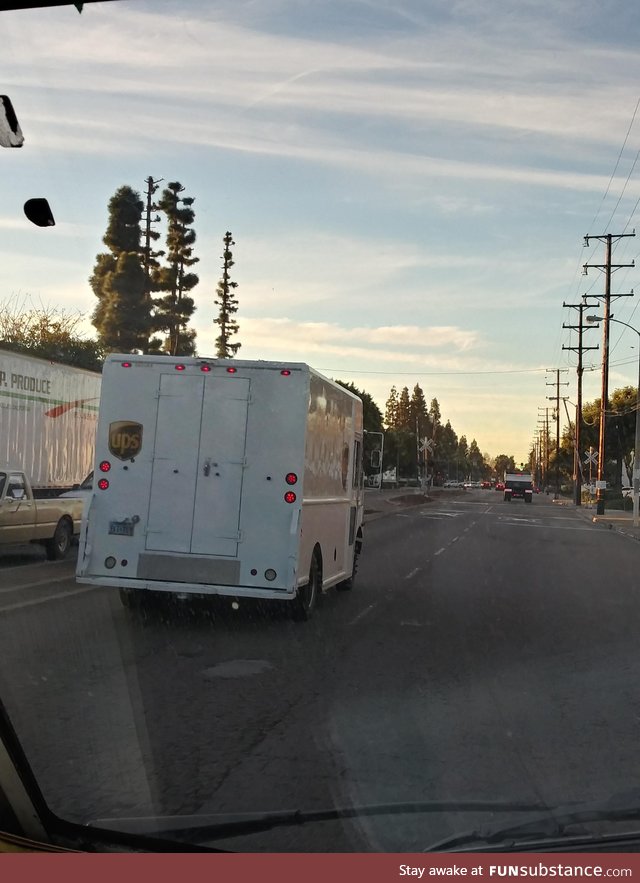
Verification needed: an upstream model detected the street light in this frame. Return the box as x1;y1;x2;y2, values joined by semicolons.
587;315;640;527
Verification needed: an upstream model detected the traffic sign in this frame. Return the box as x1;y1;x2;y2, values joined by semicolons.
419;438;434;453
584;451;598;465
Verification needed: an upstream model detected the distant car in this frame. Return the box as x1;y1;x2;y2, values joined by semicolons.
481;481;491;489
495;482;505;491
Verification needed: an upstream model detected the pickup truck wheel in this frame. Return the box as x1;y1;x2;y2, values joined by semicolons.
292;552;320;621
45;518;72;560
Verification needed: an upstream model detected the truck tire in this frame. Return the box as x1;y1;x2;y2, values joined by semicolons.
337;534;362;592
119;588;138;609
45;518;72;560
292;551;321;621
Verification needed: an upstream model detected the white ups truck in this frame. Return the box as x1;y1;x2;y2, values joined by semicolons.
76;354;364;620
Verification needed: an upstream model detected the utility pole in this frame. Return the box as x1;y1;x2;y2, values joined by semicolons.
546;369;569;499
141;175;163;351
583;231;635;513
562;300;599;506
537;408;549;489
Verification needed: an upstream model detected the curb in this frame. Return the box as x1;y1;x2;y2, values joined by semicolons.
573;505;640;543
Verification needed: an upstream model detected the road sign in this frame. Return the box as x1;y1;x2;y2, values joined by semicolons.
584;451;598;465
419;438;434;453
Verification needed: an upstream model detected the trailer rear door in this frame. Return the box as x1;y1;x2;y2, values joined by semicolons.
145;373;250;557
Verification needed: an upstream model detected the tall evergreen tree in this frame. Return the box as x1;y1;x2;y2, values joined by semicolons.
384;385;399;429
396;386;412;431
90;185;152;353
214;231;241;358
152;181;199;356
410;383;429;435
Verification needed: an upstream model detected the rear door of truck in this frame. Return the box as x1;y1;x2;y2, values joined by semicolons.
145;372;250;558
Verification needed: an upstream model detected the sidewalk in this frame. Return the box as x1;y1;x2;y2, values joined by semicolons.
572;499;640;543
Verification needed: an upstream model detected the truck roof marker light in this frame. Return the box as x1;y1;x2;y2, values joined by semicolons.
175;364;186;371
284;491;296;504
285;472;298;485
226;366;238;374
200;364;212;372
121;361;132;368
98;478;109;490
99;460;111;473
280;369;291;376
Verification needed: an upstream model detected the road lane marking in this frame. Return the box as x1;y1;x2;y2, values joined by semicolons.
0;574;75;594
449;536;459;543
0;586;93;613
404;567;421;580
434;547;446;556
496;523;594;531
349;604;376;625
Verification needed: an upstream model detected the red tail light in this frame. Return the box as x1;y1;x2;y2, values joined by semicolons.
99;460;111;473
281;369;291;376
175;364;186;371
121;361;132;368
226;366;237;374
285;473;298;485
98;478;110;490
200;364;211;372
284;491;296;504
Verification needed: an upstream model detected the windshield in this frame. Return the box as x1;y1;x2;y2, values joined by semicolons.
3;0;640;855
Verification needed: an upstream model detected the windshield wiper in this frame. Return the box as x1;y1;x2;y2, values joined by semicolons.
91;799;549;845
424;790;640;851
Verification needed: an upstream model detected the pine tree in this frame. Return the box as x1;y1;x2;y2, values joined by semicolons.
396;386;412;431
152;181;199;356
214;231;241;358
90;186;152;353
410;383;429;435
384;385;399;429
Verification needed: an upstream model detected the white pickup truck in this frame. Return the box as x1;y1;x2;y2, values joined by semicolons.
0;468;83;559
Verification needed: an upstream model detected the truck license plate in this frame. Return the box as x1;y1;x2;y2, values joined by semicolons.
109;521;134;536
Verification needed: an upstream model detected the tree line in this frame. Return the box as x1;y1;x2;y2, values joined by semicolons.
90;182;240;359
546;386;640;494
337;380;519;484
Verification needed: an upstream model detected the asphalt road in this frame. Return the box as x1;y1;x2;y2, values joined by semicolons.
1;491;639;851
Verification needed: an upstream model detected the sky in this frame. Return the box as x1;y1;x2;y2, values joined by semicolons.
3;0;640;463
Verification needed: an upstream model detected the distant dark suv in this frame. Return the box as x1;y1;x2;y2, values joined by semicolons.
503;473;533;503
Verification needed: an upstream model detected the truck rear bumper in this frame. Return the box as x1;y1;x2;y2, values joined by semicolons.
76;575;295;600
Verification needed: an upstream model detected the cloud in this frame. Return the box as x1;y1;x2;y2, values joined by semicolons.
6;3;640;195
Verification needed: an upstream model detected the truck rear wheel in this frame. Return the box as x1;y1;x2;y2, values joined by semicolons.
45;518;72;560
292;552;321;621
337;535;361;592
119;588;138;609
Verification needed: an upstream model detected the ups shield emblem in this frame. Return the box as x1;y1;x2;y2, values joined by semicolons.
109;421;143;460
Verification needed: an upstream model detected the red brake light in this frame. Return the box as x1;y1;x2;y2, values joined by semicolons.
200;364;212;372
284;491;296;504
285;473;297;485
121;361;132;368
175;364;186;371
99;460;111;473
281;369;291;376
226;366;237;374
98;478;109;490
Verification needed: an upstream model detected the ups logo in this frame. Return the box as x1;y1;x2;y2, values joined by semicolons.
109;421;143;460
